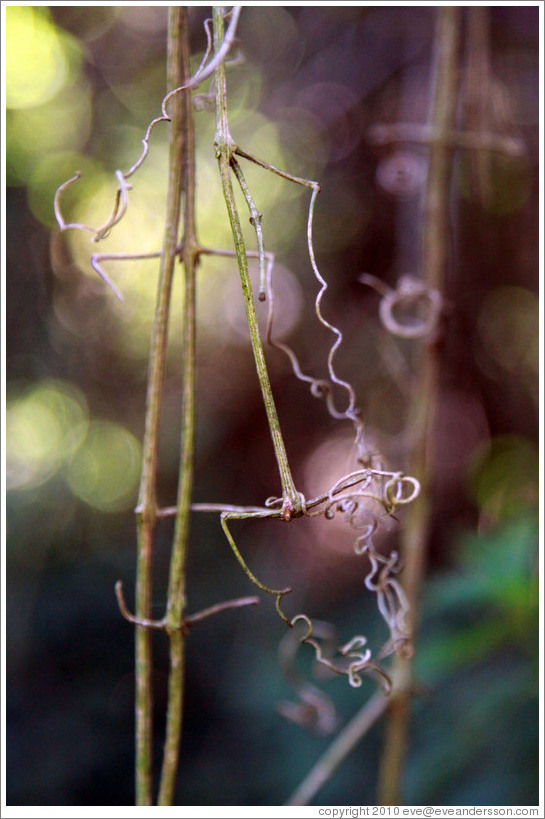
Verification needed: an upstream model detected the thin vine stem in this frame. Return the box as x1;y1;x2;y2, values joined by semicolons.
376;7;461;805
133;7;189;805
212;5;302;521
229;156;267;300
157;6;198;807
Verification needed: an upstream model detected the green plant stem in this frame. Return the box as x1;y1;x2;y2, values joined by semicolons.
229;156;267;300
133;7;188;805
212;6;301;520
376;7;461;805
157;6;198;807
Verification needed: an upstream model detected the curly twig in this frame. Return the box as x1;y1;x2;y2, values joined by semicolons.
277;619;340;735
360;273;443;339
54;8;242;245
290;615;391;693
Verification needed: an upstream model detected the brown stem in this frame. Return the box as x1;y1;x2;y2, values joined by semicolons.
376;6;461;806
133;6;188;806
157;6;198;807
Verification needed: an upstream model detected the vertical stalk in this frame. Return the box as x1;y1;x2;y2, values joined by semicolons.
212;7;300;518
157;5;198;806
376;7;460;805
463;6;493;207
134;7;187;805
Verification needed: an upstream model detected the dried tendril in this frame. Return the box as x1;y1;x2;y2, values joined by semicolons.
55;5;423;698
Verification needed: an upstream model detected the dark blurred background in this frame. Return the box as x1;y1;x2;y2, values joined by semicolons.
5;5;539;807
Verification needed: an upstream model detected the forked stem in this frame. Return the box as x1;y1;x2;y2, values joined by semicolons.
212;6;301;520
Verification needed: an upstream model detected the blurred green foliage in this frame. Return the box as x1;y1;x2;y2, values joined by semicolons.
6;4;539;808
408;514;538;806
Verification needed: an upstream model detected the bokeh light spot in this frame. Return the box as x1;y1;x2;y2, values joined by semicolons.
7;380;89;491
292;82;364;162
238;6;299;73
478;286;538;377
376;151;428;199
470;435;538;522
313;172;371;253
7;79;92;190
277;106;330;166
66;421;141;513
457;152;531;214
6;7;79;109
198;259;303;346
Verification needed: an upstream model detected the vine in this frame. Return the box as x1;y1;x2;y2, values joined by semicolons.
54;5;422;805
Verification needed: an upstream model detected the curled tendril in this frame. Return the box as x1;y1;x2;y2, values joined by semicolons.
318;466;418;659
277;689;339;736
55;169;133;244
54;172;92;235
289;615;392;694
219;494;401;698
212;453;420;668
384;473;421;511
361;273;443;339
229;159;369;462
124;116;170;179
161;6;241;117
277;619;394;734
326;469;374;506
361;544;413;659
277;619;340;735
323;468;420;523
54;7;242;253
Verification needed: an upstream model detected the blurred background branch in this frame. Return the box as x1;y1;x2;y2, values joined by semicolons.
376;7;460;804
